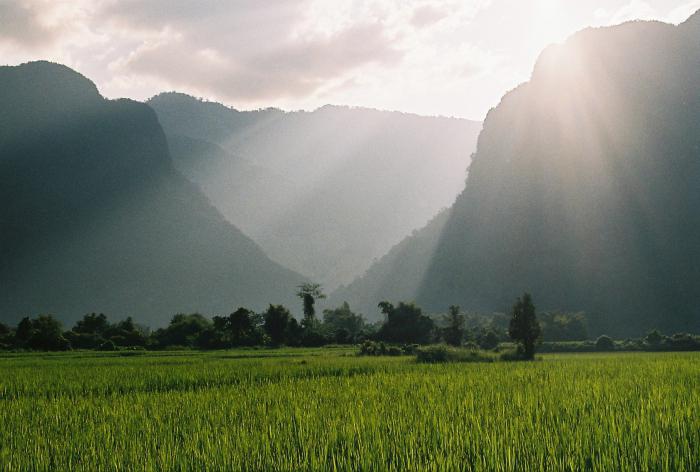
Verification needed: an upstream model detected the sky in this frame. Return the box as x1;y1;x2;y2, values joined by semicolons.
1;0;699;120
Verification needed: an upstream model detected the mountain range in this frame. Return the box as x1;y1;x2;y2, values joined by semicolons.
0;61;305;326
148;93;481;290
333;13;700;336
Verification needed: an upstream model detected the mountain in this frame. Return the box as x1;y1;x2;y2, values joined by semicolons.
148;93;482;290
333;13;700;335
0;61;305;326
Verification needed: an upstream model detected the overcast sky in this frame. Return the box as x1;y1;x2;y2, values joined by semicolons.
1;0;698;120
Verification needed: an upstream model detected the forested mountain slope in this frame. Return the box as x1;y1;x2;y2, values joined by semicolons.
335;13;700;335
149;93;482;289
0;62;305;325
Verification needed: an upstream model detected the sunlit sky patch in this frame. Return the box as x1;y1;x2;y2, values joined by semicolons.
1;0;698;119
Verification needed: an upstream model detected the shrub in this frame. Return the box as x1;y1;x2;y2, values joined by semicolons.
415;345;494;363
479;331;500;350
464;341;480;351
595;335;615;351
537;341;597;353
98;340;117;351
358;341;416;356
386;346;403;356
401;344;419;355
644;330;664;346
499;348;524;361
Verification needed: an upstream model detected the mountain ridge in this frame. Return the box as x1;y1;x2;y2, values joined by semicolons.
0;61;306;326
149;92;482;290
333;14;700;335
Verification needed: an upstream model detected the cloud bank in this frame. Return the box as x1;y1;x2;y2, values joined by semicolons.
0;0;695;118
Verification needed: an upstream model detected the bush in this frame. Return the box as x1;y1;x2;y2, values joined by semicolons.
644;329;664;346
358;341;417;356
478;331;500;350
386;346;403;356
415;345;494;364
537;341;597;353
98;340;117;351
499;348;525;361
595;335;615;351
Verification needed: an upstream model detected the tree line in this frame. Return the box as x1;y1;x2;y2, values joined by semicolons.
0;289;540;355
1;288;697;356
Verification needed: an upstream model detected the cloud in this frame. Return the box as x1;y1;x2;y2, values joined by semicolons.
594;0;700;27
411;4;449;29
596;0;658;24
0;0;60;47
666;1;700;24
111;21;401;103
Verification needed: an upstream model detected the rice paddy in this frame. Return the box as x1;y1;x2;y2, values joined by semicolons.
0;349;698;471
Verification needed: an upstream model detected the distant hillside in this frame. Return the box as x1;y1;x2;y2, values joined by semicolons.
0;61;305;326
334;13;700;335
148;94;481;290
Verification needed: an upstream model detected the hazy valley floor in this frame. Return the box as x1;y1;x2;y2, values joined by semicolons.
0;349;698;471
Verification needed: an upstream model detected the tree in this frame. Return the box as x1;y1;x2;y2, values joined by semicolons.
377;301;434;344
104;317;148;347
263;304;293;346
0;322;11;347
595;335;615;351
154;314;211;348
226;308;263;346
322;302;366;343
479;330;500;350
508;293;541;359
442;305;465;346
14;317;33;346
645;329;663;346
67;313;112;349
296;283;326;328
73;313;110;335
539;312;588;341
24;315;70;351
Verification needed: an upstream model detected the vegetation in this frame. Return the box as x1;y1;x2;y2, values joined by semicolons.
377;301;435;344
149;92;482;291
0;349;699;470
415;344;494;363
3;291;700;356
332;15;700;338
508;293;542;360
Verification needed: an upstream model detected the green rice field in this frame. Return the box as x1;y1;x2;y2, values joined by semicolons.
0;349;698;471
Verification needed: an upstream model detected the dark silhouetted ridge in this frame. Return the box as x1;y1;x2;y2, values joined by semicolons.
0;62;305;325
337;13;700;335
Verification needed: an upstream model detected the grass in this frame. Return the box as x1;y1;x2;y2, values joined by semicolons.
0;349;698;471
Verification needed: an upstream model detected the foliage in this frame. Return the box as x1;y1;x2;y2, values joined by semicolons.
508;293;541;360
645;329;663;346
152;314;212;348
358;341;417;356
377;301;435;344
595;335;616;351
263;305;295;346
13;315;70;351
296;283;326;328
415;344;494;364
478;330;500;350
538;312;588;341
441;305;465;347
322;302;366;344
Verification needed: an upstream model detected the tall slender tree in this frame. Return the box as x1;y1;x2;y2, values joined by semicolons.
443;305;465;347
508;293;541;359
296;283;326;328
